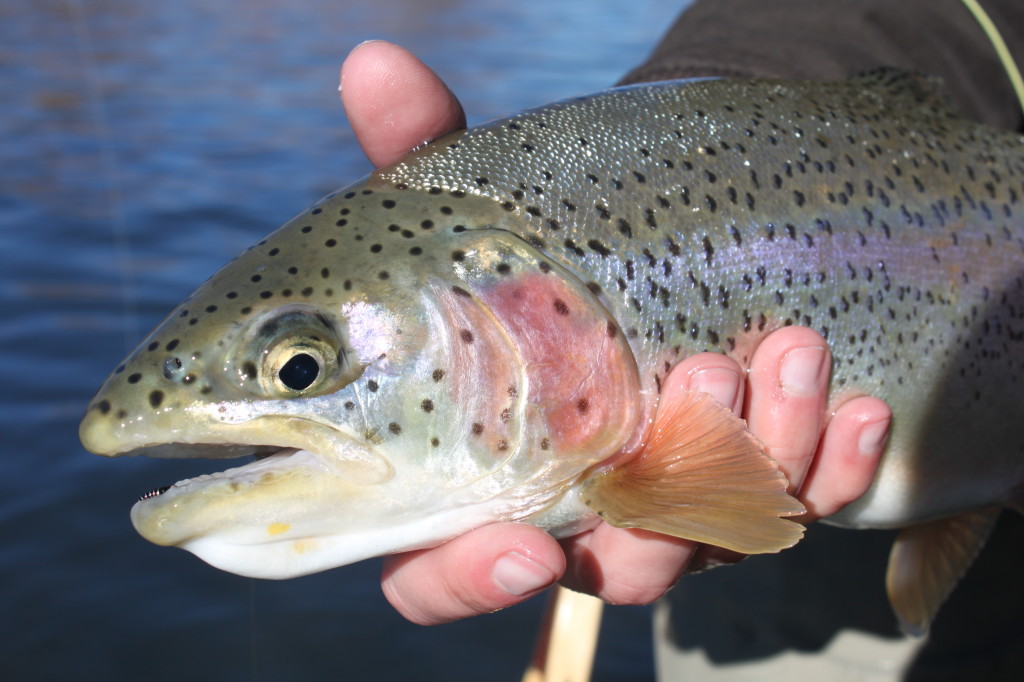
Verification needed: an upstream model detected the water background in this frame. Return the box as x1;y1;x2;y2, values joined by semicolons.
0;0;689;679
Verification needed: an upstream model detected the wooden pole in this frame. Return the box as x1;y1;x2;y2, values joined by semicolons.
522;585;605;682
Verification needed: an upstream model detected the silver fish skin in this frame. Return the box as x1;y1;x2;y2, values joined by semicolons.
80;72;1024;616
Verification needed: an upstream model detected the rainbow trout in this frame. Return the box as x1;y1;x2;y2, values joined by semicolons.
80;71;1024;633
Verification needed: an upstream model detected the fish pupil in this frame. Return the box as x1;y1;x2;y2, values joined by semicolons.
279;353;320;391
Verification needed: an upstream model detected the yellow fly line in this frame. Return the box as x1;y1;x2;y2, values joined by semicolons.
961;0;1024;119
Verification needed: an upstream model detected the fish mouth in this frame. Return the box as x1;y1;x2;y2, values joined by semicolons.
134;446;293;503
106;415;395;503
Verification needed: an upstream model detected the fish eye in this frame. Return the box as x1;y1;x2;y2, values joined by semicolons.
278;352;320;391
265;342;334;396
231;304;355;397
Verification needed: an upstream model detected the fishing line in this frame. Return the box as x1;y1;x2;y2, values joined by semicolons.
64;0;140;350
249;579;260;682
961;0;1024;121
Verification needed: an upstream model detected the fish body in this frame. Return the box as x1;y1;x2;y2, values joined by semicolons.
81;71;1024;630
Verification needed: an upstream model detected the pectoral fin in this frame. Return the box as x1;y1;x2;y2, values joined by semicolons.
886;507;1001;636
581;389;805;554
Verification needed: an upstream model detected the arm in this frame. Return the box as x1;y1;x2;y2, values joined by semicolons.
340;41;889;624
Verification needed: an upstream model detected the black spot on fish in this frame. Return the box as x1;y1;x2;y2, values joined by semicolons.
460;330;474;344
149;391;164;408
729;225;742;246
587;240;610;257
645;208;658;229
702;236;715;263
553;299;570;316
576;398;589;414
472;423;484;436
388;422;402;435
563;239;585;257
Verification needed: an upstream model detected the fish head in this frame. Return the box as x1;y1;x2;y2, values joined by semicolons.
80;176;641;577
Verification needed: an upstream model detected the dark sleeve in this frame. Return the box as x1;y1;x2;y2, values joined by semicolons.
619;0;1024;131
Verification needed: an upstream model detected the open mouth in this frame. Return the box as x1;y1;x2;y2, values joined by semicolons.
134;447;303;503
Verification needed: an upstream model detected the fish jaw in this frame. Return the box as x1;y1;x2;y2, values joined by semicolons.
130;448;514;579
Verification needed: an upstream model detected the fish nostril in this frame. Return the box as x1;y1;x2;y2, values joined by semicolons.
163;356;184;380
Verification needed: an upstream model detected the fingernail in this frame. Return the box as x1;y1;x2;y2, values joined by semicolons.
492;552;556;596
779;346;828;397
858;418;890;456
689;366;741;411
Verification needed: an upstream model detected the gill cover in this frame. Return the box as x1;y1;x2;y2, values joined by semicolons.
444;228;643;466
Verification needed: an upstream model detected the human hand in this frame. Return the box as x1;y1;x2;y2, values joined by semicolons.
339;41;890;625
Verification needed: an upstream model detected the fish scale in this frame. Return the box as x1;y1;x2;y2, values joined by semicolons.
81;70;1024;631
374;72;1024;526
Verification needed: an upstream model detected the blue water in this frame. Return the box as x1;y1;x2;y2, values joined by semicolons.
0;0;686;679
